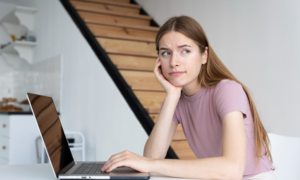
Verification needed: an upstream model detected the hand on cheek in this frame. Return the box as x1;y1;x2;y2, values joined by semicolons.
154;57;182;95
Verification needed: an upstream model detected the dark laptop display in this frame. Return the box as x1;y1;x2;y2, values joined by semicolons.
27;93;74;177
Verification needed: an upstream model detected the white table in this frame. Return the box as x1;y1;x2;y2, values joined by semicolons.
0;164;205;180
0;164;55;180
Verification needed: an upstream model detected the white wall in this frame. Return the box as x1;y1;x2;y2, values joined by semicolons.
136;0;300;137
0;0;148;161
0;55;61;111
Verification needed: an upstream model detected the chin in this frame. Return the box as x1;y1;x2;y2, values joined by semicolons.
168;79;185;87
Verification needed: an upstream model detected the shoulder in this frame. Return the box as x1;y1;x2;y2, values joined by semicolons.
213;79;250;119
214;79;244;96
215;79;242;90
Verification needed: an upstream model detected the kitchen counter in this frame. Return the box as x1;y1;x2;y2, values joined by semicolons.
0;111;60;115
0;111;32;115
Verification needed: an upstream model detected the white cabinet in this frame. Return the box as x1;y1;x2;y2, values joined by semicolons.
0;114;40;165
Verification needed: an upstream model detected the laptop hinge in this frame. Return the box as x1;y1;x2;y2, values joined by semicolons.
57;161;76;176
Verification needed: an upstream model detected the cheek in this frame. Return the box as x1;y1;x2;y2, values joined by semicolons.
186;60;202;77
160;63;169;78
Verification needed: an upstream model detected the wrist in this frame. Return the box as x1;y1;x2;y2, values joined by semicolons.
166;92;181;101
149;159;160;173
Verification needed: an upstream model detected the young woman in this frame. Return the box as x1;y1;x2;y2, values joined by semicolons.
101;16;276;180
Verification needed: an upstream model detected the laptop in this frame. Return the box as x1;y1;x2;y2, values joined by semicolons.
27;93;150;179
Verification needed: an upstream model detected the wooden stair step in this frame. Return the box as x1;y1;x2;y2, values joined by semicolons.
109;0;130;3
149;113;159;122
97;38;157;57
87;24;156;42
106;49;157;57
108;54;156;71
71;0;140;15
94;32;155;43
97;38;156;52
84;18;159;32
129;85;163;91
119;70;164;91
87;23;157;38
78;11;151;26
71;1;151;20
145;108;160;114
80;0;141;9
133;91;165;111
171;141;197;159
94;0;130;3
116;64;153;71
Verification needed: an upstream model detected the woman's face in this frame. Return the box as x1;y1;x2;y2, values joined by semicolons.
158;31;207;88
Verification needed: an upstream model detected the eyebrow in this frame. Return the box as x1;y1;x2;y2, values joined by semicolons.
159;44;191;51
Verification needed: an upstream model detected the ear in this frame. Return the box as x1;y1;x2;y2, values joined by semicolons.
202;46;208;64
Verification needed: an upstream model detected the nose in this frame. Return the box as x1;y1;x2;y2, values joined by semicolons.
170;51;181;67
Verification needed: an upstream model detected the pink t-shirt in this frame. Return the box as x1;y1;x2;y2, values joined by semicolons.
171;79;275;178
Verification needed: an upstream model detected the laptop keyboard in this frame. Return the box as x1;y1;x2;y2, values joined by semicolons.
71;163;107;174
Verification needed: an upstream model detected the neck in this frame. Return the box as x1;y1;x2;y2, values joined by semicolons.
182;82;201;96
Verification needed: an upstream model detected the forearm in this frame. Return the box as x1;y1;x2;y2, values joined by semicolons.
150;157;244;180
144;95;179;159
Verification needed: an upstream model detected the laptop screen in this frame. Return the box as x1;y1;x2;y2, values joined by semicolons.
27;93;74;176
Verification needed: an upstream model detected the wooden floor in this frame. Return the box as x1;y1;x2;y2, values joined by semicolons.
70;0;197;160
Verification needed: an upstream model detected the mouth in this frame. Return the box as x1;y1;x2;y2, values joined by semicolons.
169;71;185;76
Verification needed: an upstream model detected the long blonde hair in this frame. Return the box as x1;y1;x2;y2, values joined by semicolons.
156;15;273;164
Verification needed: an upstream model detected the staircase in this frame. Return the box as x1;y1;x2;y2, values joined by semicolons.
60;0;196;160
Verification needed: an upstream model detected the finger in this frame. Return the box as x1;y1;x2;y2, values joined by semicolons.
154;61;162;74
154;58;160;70
103;152;124;169
106;159;129;172
157;57;161;66
102;156;126;171
102;151;129;171
104;156;128;172
154;57;161;67
156;65;164;79
105;153;120;165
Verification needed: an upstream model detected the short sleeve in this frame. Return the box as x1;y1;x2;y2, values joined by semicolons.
214;80;250;120
159;99;180;124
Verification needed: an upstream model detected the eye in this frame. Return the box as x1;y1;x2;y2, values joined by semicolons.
183;49;190;54
161;51;171;56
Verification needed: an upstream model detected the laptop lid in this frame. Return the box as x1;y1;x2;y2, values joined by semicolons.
28;93;150;180
27;93;74;178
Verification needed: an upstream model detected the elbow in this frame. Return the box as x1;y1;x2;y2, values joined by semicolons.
143;149;152;158
229;163;245;180
143;146;166;159
226;161;245;180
